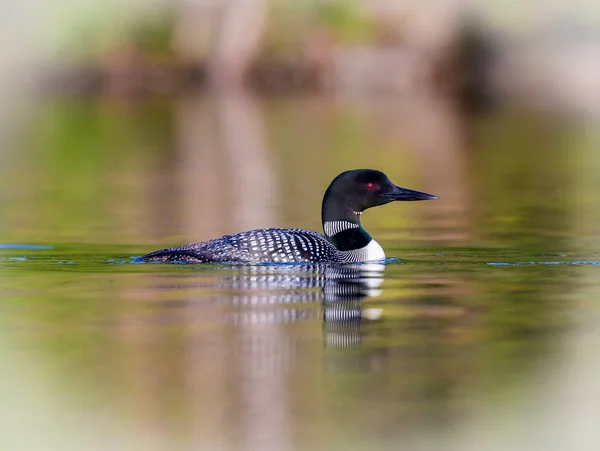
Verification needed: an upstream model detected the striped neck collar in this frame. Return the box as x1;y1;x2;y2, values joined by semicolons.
323;216;372;252
323;220;359;237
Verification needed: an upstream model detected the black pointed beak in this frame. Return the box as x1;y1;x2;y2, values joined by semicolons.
381;185;438;201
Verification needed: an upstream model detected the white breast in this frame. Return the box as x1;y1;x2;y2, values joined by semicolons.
339;239;386;263
363;239;385;261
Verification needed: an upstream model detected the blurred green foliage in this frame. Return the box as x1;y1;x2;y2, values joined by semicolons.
314;0;374;43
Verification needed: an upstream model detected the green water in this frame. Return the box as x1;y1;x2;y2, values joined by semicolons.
1;94;600;450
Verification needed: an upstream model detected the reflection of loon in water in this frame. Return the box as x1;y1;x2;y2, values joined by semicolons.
208;263;385;330
203;263;385;374
157;263;386;376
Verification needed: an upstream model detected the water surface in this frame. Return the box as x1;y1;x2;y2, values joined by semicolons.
1;94;599;450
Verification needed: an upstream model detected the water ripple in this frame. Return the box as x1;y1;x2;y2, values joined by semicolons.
487;260;600;266
0;244;53;249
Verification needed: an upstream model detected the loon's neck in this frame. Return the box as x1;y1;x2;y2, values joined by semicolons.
321;198;373;251
321;186;386;261
321;186;366;243
320;193;386;262
324;217;371;251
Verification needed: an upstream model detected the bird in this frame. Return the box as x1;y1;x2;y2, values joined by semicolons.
141;169;437;264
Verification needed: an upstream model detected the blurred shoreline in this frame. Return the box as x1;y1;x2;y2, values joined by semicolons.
41;5;598;118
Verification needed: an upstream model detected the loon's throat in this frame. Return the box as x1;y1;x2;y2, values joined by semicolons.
323;216;372;252
321;186;373;252
328;227;372;251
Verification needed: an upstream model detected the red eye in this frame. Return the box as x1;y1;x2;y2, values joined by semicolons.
366;182;375;191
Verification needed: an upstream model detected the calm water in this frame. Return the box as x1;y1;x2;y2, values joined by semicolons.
1;93;600;450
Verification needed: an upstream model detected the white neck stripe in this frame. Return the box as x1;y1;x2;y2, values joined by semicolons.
324;220;359;237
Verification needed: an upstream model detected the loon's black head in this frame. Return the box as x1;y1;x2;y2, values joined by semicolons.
322;169;437;222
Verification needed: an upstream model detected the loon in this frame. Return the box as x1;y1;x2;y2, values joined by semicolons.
142;169;437;264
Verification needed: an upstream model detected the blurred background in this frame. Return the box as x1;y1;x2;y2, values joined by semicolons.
0;1;599;450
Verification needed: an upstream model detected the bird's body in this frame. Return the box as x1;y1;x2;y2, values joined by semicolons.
142;228;386;264
143;228;339;264
142;169;436;264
